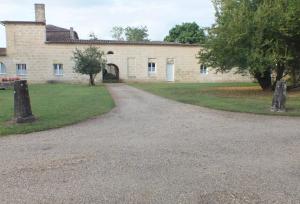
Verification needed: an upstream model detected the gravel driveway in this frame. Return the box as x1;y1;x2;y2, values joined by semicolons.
0;84;300;204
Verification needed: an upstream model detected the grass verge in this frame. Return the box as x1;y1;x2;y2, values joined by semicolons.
129;82;300;116
0;84;115;136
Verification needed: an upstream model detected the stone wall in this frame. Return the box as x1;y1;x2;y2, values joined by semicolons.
0;23;252;83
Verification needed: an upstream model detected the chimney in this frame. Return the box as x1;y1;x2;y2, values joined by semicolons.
70;27;75;40
35;4;46;23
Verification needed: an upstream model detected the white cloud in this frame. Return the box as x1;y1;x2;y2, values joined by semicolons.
0;0;215;47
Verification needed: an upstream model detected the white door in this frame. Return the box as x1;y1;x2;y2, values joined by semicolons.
166;63;174;82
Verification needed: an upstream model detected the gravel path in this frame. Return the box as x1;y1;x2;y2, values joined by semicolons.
0;84;300;204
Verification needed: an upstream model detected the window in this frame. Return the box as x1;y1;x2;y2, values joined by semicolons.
0;62;6;74
16;64;27;76
148;59;156;74
53;64;63;76
200;64;208;75
148;62;156;73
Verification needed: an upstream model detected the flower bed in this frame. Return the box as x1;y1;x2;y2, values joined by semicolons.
0;77;20;90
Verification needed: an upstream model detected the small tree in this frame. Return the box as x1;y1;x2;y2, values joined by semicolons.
73;47;107;86
89;32;99;40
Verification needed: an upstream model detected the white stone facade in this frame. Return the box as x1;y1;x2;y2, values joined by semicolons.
0;4;251;83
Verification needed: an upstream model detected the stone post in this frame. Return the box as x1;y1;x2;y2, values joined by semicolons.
70;27;75;40
14;80;35;123
271;80;287;112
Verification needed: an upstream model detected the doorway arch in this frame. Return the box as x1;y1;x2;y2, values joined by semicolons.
103;63;120;82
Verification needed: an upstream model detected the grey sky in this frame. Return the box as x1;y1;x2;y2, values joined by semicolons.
0;0;215;47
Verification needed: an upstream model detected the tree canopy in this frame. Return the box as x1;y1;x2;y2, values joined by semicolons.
73;47;107;86
88;32;99;40
164;22;206;44
111;26;124;41
111;26;149;41
199;0;300;90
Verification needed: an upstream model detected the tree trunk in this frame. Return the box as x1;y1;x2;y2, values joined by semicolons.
272;63;285;90
254;70;272;91
14;80;35;123
89;74;95;86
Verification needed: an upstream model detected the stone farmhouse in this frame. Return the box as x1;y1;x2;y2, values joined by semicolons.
0;4;250;83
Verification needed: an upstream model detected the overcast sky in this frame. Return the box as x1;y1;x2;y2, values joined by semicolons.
0;0;215;47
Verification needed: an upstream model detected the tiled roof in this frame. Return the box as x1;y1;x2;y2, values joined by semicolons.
46;39;199;47
46;25;79;41
46;25;70;32
0;48;6;56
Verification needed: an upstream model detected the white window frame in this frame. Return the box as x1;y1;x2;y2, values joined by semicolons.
53;64;64;76
16;64;27;76
148;59;156;74
200;64;208;75
0;62;6;75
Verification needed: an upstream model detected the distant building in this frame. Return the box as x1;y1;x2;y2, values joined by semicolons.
0;4;250;83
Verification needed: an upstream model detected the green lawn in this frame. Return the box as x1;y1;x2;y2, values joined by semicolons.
0;84;115;136
130;82;300;116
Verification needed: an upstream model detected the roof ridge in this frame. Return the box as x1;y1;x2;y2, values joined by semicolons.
46;39;200;47
1;21;45;25
46;24;70;31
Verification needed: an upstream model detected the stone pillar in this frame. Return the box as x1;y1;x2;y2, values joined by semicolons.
14;80;35;123
35;4;46;23
70;27;75;40
271;80;287;112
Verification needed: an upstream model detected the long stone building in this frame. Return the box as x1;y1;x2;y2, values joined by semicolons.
0;4;250;83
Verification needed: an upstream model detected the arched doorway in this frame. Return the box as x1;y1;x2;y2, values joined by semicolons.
103;64;120;82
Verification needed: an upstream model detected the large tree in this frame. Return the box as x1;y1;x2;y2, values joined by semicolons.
111;26;149;41
73;47;107;86
125;26;149;41
111;26;124;41
164;22;206;44
199;0;300;90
